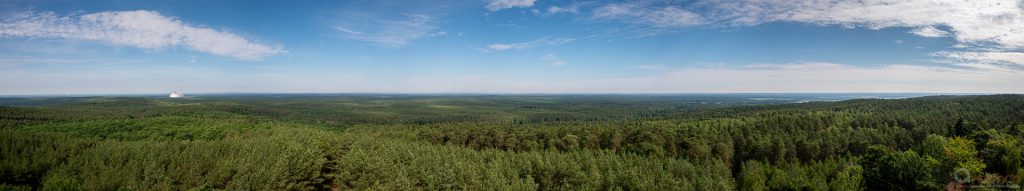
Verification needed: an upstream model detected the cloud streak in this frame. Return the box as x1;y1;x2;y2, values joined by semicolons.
484;37;574;51
936;51;1024;71
910;26;950;38
582;0;1024;71
710;0;1024;50
541;54;566;66
545;5;579;15
602;62;1024;93
588;1;1024;50
333;14;442;47
0;10;283;60
592;3;704;28
486;0;537;12
345;62;1023;93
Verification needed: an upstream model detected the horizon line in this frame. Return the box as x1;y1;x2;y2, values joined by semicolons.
0;92;1006;97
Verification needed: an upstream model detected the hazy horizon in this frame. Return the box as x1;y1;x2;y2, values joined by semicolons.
0;91;995;96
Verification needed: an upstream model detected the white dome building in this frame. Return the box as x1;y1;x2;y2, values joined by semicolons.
169;90;184;98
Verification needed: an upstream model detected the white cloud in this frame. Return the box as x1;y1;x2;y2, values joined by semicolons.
585;0;1024;70
593;3;704;28
495;23;527;30
333;14;440;47
937;51;1024;65
707;0;1024;50
632;64;667;70
485;44;517;51
486;0;537;12
546;5;579;14
0;11;283;60
936;51;1024;71
588;1;1024;51
592;3;643;19
484;37;574;51
910;26;950;38
425;31;448;38
541;54;566;66
639;7;704;28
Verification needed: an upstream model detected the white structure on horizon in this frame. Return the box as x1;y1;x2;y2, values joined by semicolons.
169;90;184;98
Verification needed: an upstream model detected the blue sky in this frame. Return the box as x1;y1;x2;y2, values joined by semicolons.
1;0;1022;94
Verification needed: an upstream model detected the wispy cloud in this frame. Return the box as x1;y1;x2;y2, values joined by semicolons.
707;0;1024;72
546;5;579;14
332;14;442;47
910;26;950;38
631;64;667;70
582;0;1024;71
495;23;527;30
486;0;537;12
533;5;580;16
0;10;283;60
641;7;703;28
541;54;566;66
483;37;574;52
706;0;1024;50
936;51;1024;71
586;0;1024;51
591;3;641;19
592;3;704;28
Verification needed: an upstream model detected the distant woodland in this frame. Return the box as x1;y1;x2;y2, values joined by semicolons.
1;94;1023;190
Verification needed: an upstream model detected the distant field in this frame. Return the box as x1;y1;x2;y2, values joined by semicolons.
1;94;1022;190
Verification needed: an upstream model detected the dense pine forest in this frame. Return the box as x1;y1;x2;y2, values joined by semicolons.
1;94;1022;190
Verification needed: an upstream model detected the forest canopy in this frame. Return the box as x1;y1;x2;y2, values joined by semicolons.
1;94;1022;190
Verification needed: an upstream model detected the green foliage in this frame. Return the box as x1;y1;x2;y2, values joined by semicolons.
861;146;942;190
738;161;768;191
2;128;345;190
738;158;861;191
335;136;733;190
0;184;32;191
981;134;1023;175
1;94;1022;189
945;137;986;182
